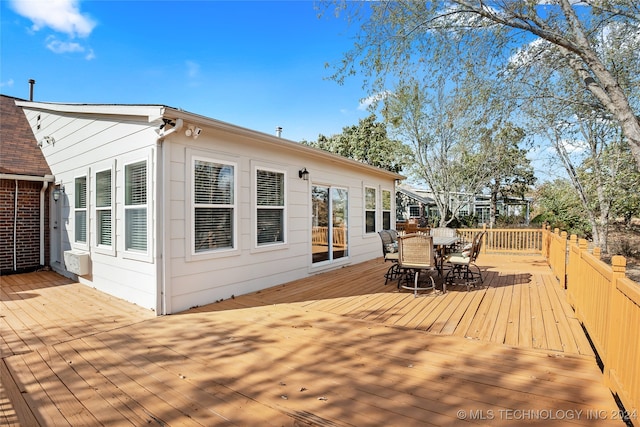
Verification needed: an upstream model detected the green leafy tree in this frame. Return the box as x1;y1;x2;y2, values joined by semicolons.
322;1;640;174
302;114;412;173
384;79;494;226
594;141;640;229
532;179;592;238
476;124;536;227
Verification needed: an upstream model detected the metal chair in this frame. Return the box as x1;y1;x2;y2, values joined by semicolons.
378;230;399;285
444;231;485;291
397;233;440;297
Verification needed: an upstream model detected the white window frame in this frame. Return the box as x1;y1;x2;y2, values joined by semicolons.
73;172;89;250
253;163;287;251
93;161;115;255
364;185;377;234
187;152;238;259
382;188;392;230
123;158;151;261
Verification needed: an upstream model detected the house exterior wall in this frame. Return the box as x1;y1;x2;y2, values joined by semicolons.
19;102;399;315
0;179;49;273
20;107;161;311
163;127;397;313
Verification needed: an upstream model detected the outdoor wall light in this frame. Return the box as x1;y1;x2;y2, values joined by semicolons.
298;167;309;181
52;188;62;202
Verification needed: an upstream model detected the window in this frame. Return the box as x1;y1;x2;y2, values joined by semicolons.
95;169;113;247
193;158;235;253
256;169;285;246
382;189;391;230
74;176;87;244
409;205;420;218
365;186;376;233
124;161;148;252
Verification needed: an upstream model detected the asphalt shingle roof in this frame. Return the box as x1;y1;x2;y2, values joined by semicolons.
0;94;51;177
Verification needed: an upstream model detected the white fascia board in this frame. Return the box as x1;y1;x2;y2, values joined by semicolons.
165;107;405;182
15;100;165;123
0;173;55;182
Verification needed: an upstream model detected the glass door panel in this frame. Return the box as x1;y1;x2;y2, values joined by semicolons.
311;185;348;264
331;188;348;260
312;186;329;263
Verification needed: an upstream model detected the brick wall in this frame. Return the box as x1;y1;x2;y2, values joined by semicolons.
0;179;50;274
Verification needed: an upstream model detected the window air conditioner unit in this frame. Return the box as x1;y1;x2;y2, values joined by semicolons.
63;250;91;276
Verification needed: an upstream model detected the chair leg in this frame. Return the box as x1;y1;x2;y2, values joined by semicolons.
384;262;400;285
400;269;436;297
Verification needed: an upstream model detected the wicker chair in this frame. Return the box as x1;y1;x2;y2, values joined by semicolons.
397;233;440;297
378;230;399;285
444;231;485;291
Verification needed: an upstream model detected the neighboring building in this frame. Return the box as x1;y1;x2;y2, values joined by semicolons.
0;95;54;274
16;99;402;314
397;185;531;225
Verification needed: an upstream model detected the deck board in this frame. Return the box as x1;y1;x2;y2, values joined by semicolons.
0;255;624;426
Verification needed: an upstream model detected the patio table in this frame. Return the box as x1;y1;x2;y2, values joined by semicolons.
432;236;459;276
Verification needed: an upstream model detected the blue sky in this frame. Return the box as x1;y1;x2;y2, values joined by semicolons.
0;0;373;142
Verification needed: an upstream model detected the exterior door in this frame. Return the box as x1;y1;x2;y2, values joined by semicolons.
311;185;348;264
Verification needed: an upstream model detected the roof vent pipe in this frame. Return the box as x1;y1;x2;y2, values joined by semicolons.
275;126;282;138
29;79;35;101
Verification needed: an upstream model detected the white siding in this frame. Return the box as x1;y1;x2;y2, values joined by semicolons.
20;103;398;315
22;107;160;311
163;126;392;313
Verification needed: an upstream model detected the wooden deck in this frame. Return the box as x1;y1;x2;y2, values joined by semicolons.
0;256;626;426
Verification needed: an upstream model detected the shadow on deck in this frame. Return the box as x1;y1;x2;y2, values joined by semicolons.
0;256;626;426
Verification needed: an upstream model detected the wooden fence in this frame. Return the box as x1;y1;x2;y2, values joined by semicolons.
456;225;543;255
559;234;639;420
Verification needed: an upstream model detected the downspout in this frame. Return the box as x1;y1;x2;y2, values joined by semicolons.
40;180;49;266
156;118;183;315
14;180;18;271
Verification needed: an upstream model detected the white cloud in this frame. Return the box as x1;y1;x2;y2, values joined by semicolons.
0;79;15;88
10;0;96;38
46;38;83;53
358;91;391;111
44;36;95;60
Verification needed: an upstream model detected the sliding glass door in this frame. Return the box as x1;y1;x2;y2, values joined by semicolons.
311;185;348;264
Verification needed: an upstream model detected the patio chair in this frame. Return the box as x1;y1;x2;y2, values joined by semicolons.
397;233;440;297
444;231;485;291
378;230;399;285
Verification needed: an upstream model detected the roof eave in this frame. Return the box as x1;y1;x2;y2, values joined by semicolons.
165;107;405;181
